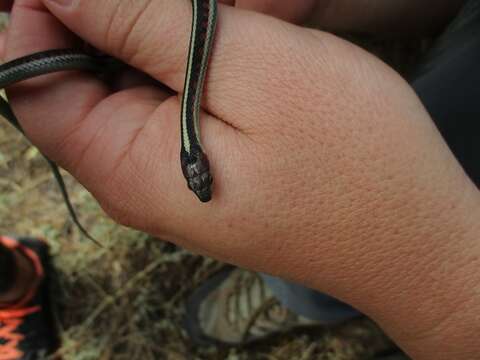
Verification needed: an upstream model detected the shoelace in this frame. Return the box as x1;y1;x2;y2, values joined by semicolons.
0;306;40;360
226;272;288;341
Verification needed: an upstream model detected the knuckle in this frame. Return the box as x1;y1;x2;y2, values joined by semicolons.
103;0;156;62
100;0;189;82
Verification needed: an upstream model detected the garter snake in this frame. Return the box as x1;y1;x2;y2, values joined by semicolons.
0;0;218;240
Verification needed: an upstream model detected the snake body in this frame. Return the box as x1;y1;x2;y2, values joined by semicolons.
0;0;218;239
181;0;217;203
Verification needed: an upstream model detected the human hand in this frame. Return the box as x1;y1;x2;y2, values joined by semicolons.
4;0;480;358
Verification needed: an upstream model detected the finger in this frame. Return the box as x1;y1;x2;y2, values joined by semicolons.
41;0;214;93
5;0;110;155
5;0;169;169
40;0;314;132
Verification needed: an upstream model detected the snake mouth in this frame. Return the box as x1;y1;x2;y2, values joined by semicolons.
195;188;212;203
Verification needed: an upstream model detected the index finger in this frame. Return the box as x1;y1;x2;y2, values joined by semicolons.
40;0;311;131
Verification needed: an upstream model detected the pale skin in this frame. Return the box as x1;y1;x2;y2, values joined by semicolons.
0;0;479;358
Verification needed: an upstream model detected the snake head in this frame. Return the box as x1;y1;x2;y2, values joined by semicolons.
181;148;213;202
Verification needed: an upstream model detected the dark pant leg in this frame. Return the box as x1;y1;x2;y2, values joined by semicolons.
410;0;480;187
0;243;16;294
261;273;361;322
262;0;480;322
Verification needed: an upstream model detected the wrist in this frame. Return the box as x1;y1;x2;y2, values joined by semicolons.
364;181;480;359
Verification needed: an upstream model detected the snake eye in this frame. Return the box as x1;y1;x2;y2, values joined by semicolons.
181;150;213;202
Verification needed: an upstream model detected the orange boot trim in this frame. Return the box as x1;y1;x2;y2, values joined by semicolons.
0;306;41;360
0;236;45;360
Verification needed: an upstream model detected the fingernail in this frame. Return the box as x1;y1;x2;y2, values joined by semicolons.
44;0;74;7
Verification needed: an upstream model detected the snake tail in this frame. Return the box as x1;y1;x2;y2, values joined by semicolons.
0;50;111;244
47;159;102;246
